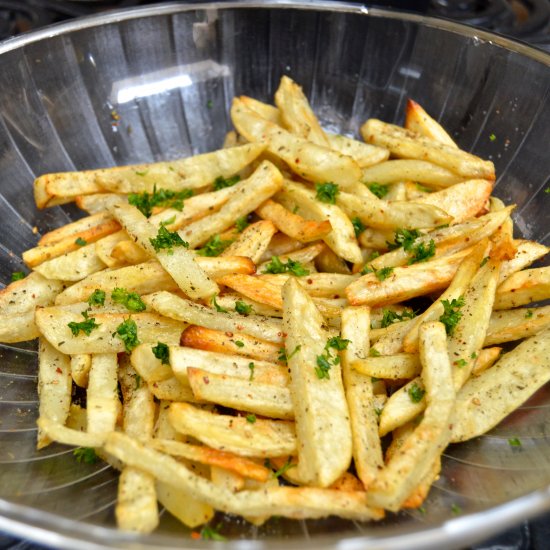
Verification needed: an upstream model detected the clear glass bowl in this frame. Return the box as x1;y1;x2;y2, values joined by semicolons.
0;2;549;548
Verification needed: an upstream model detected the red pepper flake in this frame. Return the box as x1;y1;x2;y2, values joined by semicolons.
56;367;62;374
203;376;210;384
306;279;313;284
225;331;234;337
236;325;244;331
295;158;301;164
190;532;201;540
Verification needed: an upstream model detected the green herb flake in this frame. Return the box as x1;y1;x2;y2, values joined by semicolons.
375;266;394;281
380;308;416;328
75;237;87;246
360;264;374;276
315;354;332;379
408;382;426;403
369;347;381;357
128;186;193;217
160;215;176;226
387;228;422;251
114;318;140;352
235;215;250;233
409;239;436;264
68;310;100;336
545;187;550;194
10;271;25;282
211;294;228;313
134;374;142;390
152;341;170;365
248;362;255;381
279;345;301;363
470;352;478;359
273;457;296;478
439;296;465;335
235;300;252;315
315;182;340;204
73;447;98;464
454;358;467;367
200;523;227;541
508;437;522;447
367;182;388;199
480;256;490;267
234;340;245;348
525;309;534;319
111;288;146;312
326;336;350;351
88;289;106;307
263;256;309;277
213;175;240;191
246;414;257;423
489;133;496;142
418;506;427;515
352;217;366;237
196;234;234;257
206;100;213;109
135;170;148;177
149;225;189;254
416;183;432;193
451;503;462;516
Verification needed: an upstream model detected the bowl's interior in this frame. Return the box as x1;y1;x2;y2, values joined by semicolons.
0;2;549;549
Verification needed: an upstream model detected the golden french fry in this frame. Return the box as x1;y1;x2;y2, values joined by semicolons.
75;193;126;214
237;95;282;123
499;240;549;283
485;305;550;346
222;220;277;263
37;417;106;448
70;353;91;388
404;99;458;148
36;338;72;449
494;266;550;310
38;212;116;246
95;230;133;268
451;328;550;442
148;376;195;402
471;347;502;376
282;278;352;487
326;133;389;168
34;170;104;209
361;118;495;180
168;402;296;457
87;353;120;434
257;242;326;273
180;325;281;363
116;468;158;533
352;353;421;380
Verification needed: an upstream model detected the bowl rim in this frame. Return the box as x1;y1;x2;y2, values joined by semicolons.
0;1;549;549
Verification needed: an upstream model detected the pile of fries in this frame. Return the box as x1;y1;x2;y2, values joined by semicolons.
2;75;550;535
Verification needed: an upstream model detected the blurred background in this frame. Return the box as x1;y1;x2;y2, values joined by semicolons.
0;1;548;550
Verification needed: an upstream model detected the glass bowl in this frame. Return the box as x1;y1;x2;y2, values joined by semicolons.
0;2;549;549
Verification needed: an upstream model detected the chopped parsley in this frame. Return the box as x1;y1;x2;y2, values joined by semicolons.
315;182;339;204
160;215;176;226
315;354;332;379
470;352;478;359
213;175;240;191
380;308;416;328
508;437;522;447
315;337;349;379
367;182;388;199
375;266;394;281
10;271;25;282
416;183;432;193
111;288;146;312
387;228;422;251
196;234;234;257
360;265;373;275
409;239;436;264
326;336;350;351
489;133;496;142
439;296;465;335
134;374;142;389
73;447;98;464
211;294;228;313
199;523;227;541
352;217;366;237
235;215;250;233
114;318;140;352
545;187;550;194
369;347;381;357
235;300;252;315
271;457;296;478
128;186;193;217
88;289;106;307
279;345;301;363
480;256;490;267
525;309;534;319
75;237;87;246
451;503;462;516
152;341;170;365
234;340;245;348
263;256;309;276
246;414;257;423
454;358;467;367
149;225;189;254
408;382;425;403
68;310;100;336
248;362;255;381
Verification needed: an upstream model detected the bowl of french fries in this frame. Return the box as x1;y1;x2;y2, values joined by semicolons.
1;1;549;549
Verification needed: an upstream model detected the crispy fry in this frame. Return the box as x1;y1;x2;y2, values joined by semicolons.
404;99;458;148
222;220;277;263
499;240;549;283
352;353;421;380
494;266;550;310
485;305;550;346
87;353;120;434
70;353;91;388
326;133;389;168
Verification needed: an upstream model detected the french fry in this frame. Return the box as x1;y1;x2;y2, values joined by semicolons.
75;193;126;214
416;179;494;223
187;368;294;419
33;242;107;282
361;159;462;188
367;322;454;511
315;246;351;275
109;239;150;265
361;118;495;180
130;344;173;383
36;338;72;449
258;271;357;298
451;328;550;442
169;346;288;387
34;170;104;209
275;180;364;263
494;266;550;310
260;232;304;260
143;291;283;344
148;376;196;402
352;353;421;380
178;161;283;248
0;309;41;343
485;305;550;346
282;278;352;487
168;402;296;457
326;133;389;168
499;240;549;283
257;242;326;272
109;202;218;300
95;230;133;267
209;292;283;318
256;200;332;243
96;143;265;194
70;353;91;387
180;325;281;363
471;347;502;376
346;248;472;307
222;220;277;263
36;417;106;448
340;306;384;489
87;353;120;434
238;95;282;123
274;75;330;146
369;319;416;356
404;99;458;148
35;307;185;354
38;212;117;246
231;98;362;188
